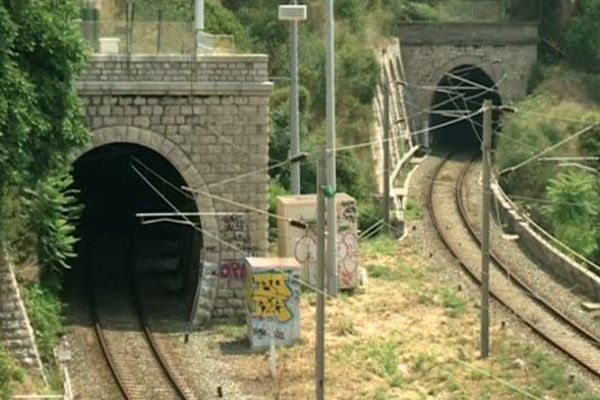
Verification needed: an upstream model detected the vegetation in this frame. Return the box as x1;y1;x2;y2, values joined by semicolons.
544;171;599;258
0;345;23;400
21;284;64;365
0;0;89;386
498;69;600;267
209;237;600;399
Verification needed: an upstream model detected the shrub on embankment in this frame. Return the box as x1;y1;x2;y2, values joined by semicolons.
0;344;23;400
0;0;89;386
498;67;600;264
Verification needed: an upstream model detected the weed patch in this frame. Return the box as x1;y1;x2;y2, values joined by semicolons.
438;287;466;318
212;320;246;339
21;284;63;363
0;346;22;400
404;199;424;221
367;339;403;387
361;236;398;257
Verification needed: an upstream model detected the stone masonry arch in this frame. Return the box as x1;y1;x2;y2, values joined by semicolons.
423;56;506;117
75;125;219;261
396;22;538;144
76;54;273;324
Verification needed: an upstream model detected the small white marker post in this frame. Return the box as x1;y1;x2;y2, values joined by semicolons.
269;319;278;378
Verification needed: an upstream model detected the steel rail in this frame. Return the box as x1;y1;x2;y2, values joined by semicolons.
457;156;600;348
427;151;600;379
90;280;133;400
88;241;192;400
130;258;191;400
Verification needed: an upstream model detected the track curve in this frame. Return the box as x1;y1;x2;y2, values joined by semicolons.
428;151;600;378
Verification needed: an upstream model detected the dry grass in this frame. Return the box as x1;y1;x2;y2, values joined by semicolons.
208;236;600;399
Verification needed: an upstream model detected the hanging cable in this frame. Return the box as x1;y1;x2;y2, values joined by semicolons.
499;124;599;176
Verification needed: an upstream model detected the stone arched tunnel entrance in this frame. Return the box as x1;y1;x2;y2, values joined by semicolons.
69;140;204;318
396;22;538;148
428;64;502;149
68;54;273;325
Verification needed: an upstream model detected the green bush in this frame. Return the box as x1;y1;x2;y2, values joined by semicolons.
0;345;23;400
268;181;289;242
0;0;89;273
543;171;599;258
359;201;383;233
205;0;250;49
22;284;64;364
25;171;81;273
565;0;600;71
582;73;600;104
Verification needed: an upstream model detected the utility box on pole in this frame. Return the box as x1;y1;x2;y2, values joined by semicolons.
277;194;359;290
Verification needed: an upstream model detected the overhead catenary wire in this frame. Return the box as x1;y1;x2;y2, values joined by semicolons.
130;160;336;299
499;123;599;176
333;108;484;153
182;185;308;230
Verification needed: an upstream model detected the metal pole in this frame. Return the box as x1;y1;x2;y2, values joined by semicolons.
290;0;301;195
157;9;163;54
315;149;326;400
325;0;338;297
481;99;492;359
195;0;204;49
383;78;391;234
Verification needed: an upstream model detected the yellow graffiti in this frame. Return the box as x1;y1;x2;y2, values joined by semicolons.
248;273;293;322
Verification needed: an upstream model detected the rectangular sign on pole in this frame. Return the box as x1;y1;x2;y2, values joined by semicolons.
278;5;308;21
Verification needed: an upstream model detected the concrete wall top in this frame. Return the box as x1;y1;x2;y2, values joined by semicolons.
396;22;538;46
88;53;269;63
79;53;272;96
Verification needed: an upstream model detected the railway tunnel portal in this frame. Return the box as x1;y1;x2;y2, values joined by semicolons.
396;22;538;149
69;54;273;324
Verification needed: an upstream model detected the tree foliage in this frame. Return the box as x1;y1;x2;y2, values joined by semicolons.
565;0;600;72
543;171;599;258
0;344;22;400
0;0;89;273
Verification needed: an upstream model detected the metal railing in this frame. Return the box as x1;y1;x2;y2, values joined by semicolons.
79;2;235;55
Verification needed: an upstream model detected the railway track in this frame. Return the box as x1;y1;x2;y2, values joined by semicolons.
89;238;192;400
428;151;600;378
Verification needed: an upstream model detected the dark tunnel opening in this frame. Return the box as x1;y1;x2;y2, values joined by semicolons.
65;143;202;322
428;65;502;150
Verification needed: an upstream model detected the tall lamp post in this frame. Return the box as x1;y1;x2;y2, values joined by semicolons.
195;0;204;45
279;3;307;195
325;0;338;297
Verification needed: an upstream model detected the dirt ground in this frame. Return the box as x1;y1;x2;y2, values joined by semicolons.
204;237;600;400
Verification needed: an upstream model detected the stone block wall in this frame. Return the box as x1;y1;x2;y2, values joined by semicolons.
396;23;538;136
0;254;44;375
78;54;272;323
81;54;268;83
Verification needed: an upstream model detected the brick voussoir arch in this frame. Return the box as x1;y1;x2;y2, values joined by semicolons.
74;126;219;258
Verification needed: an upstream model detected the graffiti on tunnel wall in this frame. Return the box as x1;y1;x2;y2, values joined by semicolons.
219;261;247;280
221;214;252;253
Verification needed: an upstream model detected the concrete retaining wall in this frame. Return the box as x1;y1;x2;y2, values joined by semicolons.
494;184;600;301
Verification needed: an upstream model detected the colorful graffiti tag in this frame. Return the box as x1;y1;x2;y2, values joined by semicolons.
338;231;358;287
247;272;293;322
220;261;246;280
246;267;301;349
290;198;359;288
